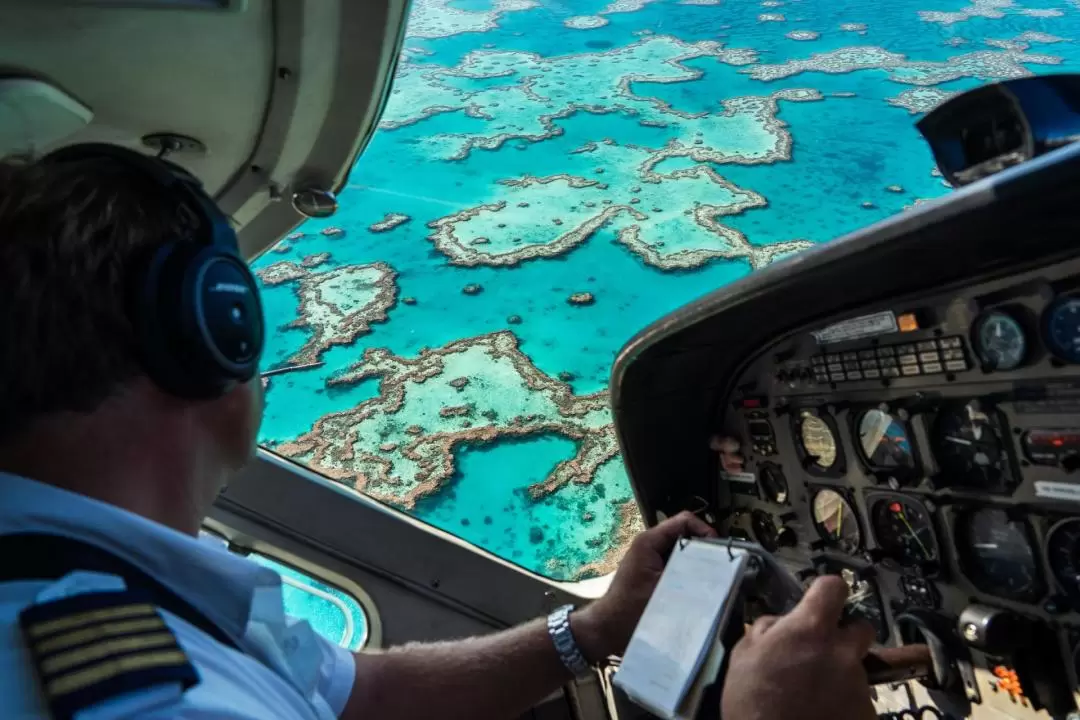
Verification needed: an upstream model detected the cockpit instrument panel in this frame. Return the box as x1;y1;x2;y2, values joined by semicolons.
712;257;1080;718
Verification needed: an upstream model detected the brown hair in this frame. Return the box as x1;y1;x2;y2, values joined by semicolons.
0;157;177;439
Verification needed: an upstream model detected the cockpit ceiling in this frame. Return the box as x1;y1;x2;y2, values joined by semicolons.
0;0;411;258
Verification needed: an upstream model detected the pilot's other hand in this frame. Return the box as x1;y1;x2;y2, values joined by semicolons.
571;511;717;662
721;575;877;720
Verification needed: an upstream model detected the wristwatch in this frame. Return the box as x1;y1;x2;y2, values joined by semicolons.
547;604;592;677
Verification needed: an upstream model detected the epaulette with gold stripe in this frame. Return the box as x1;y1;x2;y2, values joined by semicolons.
19;590;199;720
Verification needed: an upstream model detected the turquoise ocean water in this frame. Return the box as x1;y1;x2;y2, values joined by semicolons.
252;0;1080;581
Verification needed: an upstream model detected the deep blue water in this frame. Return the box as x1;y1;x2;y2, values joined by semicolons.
252;0;1080;580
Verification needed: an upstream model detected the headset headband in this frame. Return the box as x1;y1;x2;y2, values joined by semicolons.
43;143;237;253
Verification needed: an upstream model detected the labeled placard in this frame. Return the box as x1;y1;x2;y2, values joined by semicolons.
811;311;898;345
1035;481;1080;503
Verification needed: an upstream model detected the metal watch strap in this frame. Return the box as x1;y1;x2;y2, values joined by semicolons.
547;603;591;677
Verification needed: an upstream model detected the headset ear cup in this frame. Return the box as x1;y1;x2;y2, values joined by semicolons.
181;247;264;387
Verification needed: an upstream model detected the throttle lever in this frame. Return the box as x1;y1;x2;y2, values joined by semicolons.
864;644;934;686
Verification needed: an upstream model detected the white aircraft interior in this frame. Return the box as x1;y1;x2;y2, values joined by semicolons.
6;1;1080;719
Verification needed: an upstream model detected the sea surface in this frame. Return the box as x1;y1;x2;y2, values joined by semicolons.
250;0;1080;581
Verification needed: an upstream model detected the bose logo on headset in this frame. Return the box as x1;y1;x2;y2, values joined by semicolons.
211;282;251;295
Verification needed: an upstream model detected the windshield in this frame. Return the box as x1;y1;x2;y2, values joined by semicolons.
251;0;1079;581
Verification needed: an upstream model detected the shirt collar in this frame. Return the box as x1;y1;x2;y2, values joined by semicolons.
0;471;279;643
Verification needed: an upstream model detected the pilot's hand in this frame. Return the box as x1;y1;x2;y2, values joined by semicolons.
721;575;877;720
571;511;716;662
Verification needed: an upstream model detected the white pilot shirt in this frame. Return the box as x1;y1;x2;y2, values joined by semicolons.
0;473;356;719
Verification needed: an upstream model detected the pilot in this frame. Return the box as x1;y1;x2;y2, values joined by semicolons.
0;148;879;719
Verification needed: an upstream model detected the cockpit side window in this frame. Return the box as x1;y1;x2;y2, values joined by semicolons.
250;0;1080;582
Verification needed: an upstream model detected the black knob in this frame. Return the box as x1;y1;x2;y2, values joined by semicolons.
777;526;798;548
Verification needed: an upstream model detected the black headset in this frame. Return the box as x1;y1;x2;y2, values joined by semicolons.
41;143;265;399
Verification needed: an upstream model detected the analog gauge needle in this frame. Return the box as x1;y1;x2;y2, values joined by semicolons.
895;507;930;559
944;435;972;446
835;506;844;539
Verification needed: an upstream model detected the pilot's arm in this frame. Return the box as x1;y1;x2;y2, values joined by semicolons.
337;512;877;720
340;511;715;720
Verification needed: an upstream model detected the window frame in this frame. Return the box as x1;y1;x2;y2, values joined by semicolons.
204;522;381;649
212;449;608;633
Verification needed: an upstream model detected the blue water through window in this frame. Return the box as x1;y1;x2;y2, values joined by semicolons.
247;553;370;651
200;531;370;650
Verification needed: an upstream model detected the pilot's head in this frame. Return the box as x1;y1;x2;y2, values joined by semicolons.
0;149;264;532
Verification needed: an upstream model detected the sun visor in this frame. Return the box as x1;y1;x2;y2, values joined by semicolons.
0;0;411;259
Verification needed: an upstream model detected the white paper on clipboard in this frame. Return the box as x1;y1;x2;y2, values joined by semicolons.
613;540;749;719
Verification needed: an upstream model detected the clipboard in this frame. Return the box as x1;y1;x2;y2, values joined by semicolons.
611;538;751;720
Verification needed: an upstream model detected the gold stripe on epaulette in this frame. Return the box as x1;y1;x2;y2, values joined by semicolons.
27;604;156;639
34;617;166;655
41;632;178;675
47;649;190;698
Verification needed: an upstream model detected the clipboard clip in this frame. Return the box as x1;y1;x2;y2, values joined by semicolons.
676;534;736;561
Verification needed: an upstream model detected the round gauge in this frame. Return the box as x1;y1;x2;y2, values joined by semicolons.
759;465;789;504
800;413;838;470
871;497;938;566
1046;518;1080;605
857;410;916;471
974;310;1027;371
1044;296;1080;364
751;510;779;552
931;400;1009;489
957;508;1041;600
812;489;861;554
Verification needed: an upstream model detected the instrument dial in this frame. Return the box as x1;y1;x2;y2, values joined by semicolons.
1047;518;1080;607
974;309;1026;371
871;497;938;567
1044;296;1080;364
931;399;1011;489
957;508;1041;601
857;410;916;472
799;412;838;470
812;489;861;554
